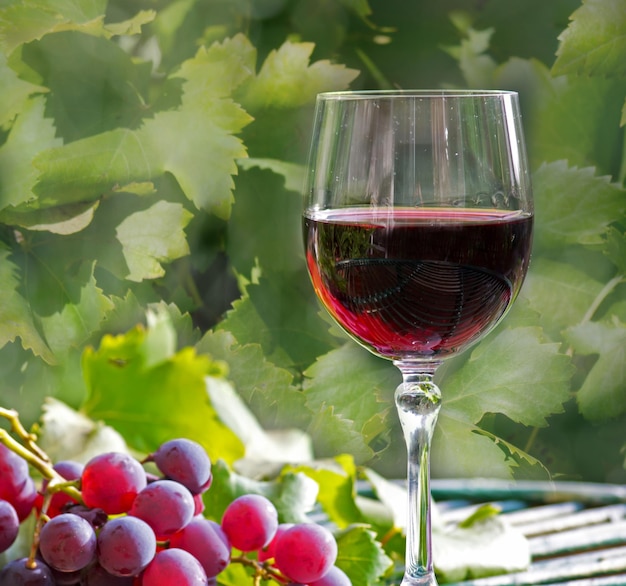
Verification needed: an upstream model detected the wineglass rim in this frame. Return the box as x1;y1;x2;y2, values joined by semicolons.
317;89;518;99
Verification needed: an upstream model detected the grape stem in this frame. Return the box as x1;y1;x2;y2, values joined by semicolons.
0;408;84;504
230;554;289;583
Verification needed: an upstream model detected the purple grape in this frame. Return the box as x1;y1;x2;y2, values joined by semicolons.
310;565;352;585
221;494;278;552
38;513;97;572
50;566;82;585
0;557;55;585
11;477;37;521
42;460;83;518
129;479;195;539
168;517;231;577
0;498;19;553
152;439;211;495
0;443;30;506
274;523;338;584
141;549;208;585
81;452;147;515
97;515;156;577
80;563;135;585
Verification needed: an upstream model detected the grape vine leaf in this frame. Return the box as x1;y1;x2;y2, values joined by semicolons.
286;455;365;530
0;53;47;128
521;258;605;339
0;244;54;363
196;329;310;430
21;31;153;143
0;0;155;55
38;262;114;357
564;317;626;421
303;342;399;461
604;226;626;273
433;326;574;478
532;161;626;250
238;40;360;110
0;96;61;212
553;0;626;77
115;200;193;282
81;311;244;464
335;525;393;586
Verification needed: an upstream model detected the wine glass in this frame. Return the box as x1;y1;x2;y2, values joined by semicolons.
302;90;533;585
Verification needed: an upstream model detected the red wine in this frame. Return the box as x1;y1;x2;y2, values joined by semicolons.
304;207;533;360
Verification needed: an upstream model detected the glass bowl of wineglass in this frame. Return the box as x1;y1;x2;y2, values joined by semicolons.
302;90;533;586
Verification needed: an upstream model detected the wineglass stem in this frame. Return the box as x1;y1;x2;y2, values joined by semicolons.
394;362;442;586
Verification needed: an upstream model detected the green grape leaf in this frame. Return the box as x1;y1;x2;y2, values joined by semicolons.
39;262;114;357
173;34;256;100
432;417;512;479
532;161;626;250
238;39;359;110
115;200;193;282
441;327;573;428
33;127;159;207
303;343;398;460
81;312;244;464
0;1;154;55
236;157;306;193
564;317;626;421
335;525;393;586
0;0;106;54
553;0;626;77
522;258;605;338
443;26;497;88
197;329;310;430
433;513;530;582
142;101;250;219
286;455;364;529
202;459;319;524
218;274;339;373
0;96;62;212
604;226;626;273
0;53;47;128
0;201;99;235
0;245;54;363
21;31;152;143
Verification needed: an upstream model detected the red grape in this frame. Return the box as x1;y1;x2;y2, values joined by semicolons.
97;516;156;577
42;460;83;518
0;557;54;585
152;439;211;495
168;517;230;578
129;479;195;539
0;499;19;553
258;523;294;562
221;494;278;552
81;452;147;514
0;443;30;505
274;524;338;584
38;513;97;572
11;477;37;522
310;565;352;585
141;548;208;585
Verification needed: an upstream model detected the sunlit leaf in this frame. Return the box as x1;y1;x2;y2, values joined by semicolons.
116;200;193;282
553;0;626;77
238;39;359;110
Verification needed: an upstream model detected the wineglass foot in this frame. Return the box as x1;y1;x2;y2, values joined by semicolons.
400;572;439;586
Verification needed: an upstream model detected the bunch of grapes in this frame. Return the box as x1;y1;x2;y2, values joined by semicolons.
0;408;351;585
